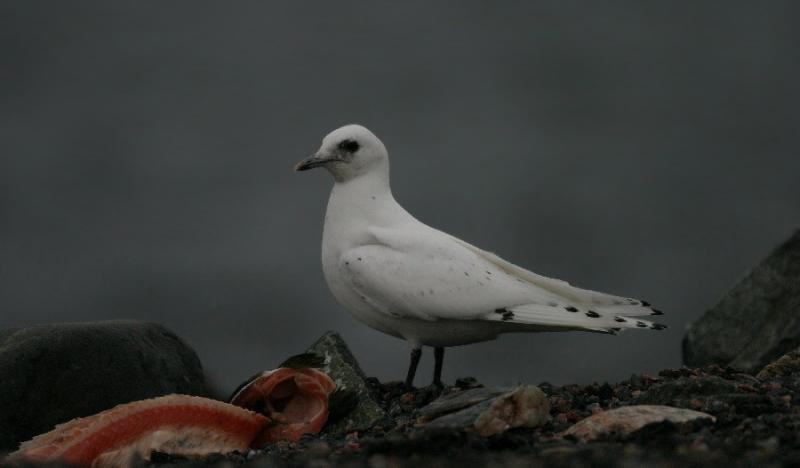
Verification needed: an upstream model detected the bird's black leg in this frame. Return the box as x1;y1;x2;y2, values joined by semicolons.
404;346;422;389
433;347;445;388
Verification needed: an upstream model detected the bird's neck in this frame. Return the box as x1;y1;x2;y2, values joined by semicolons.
327;171;410;228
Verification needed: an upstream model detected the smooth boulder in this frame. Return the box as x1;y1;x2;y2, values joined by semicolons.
0;320;207;452
683;230;800;372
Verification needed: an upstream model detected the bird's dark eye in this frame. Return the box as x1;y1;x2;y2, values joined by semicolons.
338;139;360;153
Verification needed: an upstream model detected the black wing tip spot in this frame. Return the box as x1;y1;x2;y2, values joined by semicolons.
641;300;651;307
494;308;514;321
565;306;578;312
651;309;664;316
651;323;668;330
585;310;600;318
614;317;626;323
636;321;648;328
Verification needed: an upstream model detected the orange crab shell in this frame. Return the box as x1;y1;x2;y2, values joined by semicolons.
229;367;336;445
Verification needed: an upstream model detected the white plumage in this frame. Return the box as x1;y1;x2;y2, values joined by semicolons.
296;124;665;386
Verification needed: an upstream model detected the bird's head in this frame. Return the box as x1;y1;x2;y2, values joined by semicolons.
295;124;388;182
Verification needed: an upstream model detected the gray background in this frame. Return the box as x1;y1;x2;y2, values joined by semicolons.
2;1;798;394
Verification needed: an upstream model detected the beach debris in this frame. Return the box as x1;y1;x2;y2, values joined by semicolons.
229;354;336;445
418;386;509;422
6;394;267;467
423;385;550;436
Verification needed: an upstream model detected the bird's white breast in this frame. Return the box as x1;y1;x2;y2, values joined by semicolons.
320;179;409;338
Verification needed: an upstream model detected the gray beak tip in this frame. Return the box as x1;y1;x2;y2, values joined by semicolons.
294;156;318;172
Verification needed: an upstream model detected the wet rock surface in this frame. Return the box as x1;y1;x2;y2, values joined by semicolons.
684;230;800;372
0;320;207;452
136;355;800;467
306;332;385;435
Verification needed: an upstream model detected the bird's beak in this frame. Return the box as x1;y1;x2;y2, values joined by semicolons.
294;153;334;172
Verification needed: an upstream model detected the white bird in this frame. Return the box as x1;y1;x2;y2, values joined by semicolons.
295;124;666;388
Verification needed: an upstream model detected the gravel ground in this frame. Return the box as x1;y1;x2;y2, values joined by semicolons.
142;358;800;468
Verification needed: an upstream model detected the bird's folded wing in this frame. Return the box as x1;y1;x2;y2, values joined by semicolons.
336;226;665;333
338;225;560;322
338;243;527;322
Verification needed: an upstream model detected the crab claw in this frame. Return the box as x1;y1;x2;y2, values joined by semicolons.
229;364;336;445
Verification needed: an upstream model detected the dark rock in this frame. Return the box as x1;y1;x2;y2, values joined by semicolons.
562;405;715;442
454;377;481;390
683;230;800;372
307;331;385;434
757;348;800;380
0;320;206;452
633;374;791;422
424;385;550;436
634;376;741;406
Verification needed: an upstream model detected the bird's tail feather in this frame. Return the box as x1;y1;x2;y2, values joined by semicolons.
449;234;666;333
449;235;665;318
488;302;667;334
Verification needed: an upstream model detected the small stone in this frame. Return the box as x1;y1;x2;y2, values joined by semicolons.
587;403;603;414
344;432;360;453
565;410;582;423
400;392;415;404
305;441;331;456
562;405;715;442
549;395;571;413
454;377;481;389
738;383;757;393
